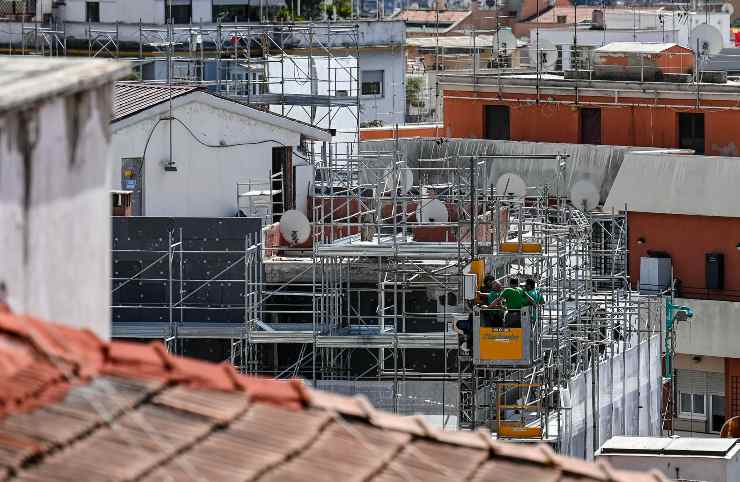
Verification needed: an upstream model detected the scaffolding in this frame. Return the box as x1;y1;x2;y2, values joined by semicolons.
232;136;663;449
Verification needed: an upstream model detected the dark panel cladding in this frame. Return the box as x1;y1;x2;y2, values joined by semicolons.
112;217;261;325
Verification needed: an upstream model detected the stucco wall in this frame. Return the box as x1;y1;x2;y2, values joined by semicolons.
673;298;740;358
359;48;406;126
0;85;113;339
111;93;308;217
626;212;740;300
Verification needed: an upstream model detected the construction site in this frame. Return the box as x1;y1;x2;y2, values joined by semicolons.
1;4;690;461
109;134;666;459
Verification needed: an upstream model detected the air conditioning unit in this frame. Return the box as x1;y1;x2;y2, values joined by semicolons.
639;256;672;295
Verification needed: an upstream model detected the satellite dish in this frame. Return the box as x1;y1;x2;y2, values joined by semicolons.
279;210;311;245
417;199;449;224
569;180;600;211
495;28;518;55
529;39;558;70
722;3;734;16
383;162;413;194
496;173;527;198
690;23;723;56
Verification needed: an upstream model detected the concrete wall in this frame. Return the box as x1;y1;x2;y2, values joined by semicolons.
111;93;307;217
598;452;738;482
673;298;740;358
0;18;405;48
0;84;114;339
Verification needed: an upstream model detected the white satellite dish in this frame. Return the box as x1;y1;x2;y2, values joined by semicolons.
417;199;449;224
496;173;527;198
722;3;735;16
529;39;558;70
279;209;311;245
569;180;600;211
383;162;413;194
690;23;723;56
495;28;518;56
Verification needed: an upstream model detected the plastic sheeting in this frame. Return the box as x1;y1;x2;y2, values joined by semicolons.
358;138;638;203
562;335;662;459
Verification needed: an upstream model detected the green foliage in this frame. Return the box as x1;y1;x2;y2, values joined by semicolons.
406;76;425;109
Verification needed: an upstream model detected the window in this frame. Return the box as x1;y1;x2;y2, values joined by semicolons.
580;108;601;145
484;105;510;140
557;15;567;24
85;1;100;22
711;395;726;433
361;70;384;96
679;392;706;418
165;0;192;24
678;112;705;154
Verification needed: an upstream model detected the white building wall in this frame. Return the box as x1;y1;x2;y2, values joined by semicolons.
111;94;305;217
359;48;406;126
674;298;740;358
65;0;167;23
0;83;116;340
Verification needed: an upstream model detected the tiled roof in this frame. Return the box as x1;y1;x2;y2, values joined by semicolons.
594;42;682;54
0;310;668;482
528;5;599;24
394;9;471;25
113;83;199;121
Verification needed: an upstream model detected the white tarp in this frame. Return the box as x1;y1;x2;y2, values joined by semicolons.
562;335;662;459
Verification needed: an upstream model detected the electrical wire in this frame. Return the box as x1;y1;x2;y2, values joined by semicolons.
140;115;315;165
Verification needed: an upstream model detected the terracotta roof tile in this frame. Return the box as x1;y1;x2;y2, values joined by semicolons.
0;311;666;481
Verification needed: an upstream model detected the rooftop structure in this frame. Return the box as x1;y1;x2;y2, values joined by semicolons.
597;436;740;481
439;71;740;155
0;308;668;482
0;56;129;339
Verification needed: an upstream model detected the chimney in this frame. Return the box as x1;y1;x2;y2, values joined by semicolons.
0;58;130;340
434;0;447;10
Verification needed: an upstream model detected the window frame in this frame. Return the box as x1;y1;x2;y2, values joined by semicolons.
678;391;707;420
85;1;100;22
361;70;384;97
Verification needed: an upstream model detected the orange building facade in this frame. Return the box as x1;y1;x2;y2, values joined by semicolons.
439;74;740;156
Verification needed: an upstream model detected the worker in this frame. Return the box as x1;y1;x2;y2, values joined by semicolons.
490;277;534;328
477;275;496;304
455;312;473;353
479;278;504;327
524;278;545;322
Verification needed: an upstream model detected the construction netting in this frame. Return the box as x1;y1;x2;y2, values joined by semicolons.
561;334;662;459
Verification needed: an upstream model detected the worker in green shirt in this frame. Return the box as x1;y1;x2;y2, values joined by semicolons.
490;277;534;327
524;278;545;321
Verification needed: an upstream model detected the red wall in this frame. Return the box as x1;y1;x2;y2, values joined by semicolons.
360;125;444;141
628;212;740;299
443;90;740;156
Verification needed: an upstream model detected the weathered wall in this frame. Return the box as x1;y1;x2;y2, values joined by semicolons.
443;90;740;156
0;84;113;339
111;93;306;217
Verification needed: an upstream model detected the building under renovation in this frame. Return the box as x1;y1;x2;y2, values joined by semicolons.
110;133;667;458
